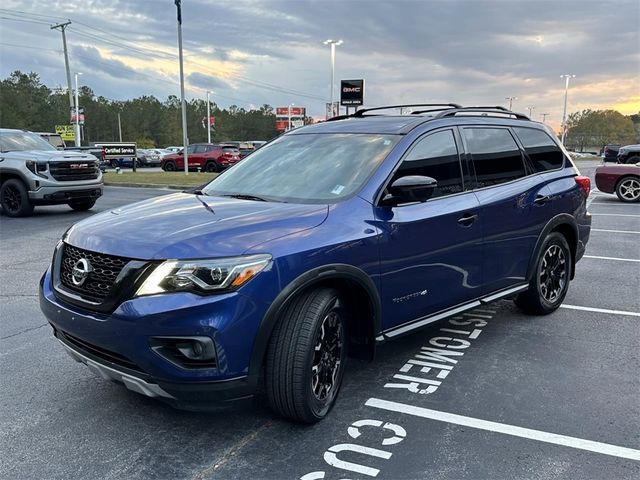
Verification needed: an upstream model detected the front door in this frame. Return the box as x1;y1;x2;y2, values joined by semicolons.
375;128;483;332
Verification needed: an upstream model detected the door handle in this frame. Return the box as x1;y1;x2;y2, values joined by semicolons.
534;194;550;206
457;213;478;226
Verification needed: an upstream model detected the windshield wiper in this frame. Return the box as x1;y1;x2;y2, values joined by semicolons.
221;194;268;202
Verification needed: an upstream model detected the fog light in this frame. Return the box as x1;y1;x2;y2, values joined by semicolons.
149;336;217;369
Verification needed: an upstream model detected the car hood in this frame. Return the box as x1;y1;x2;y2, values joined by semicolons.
64;193;329;259
5;149;97;163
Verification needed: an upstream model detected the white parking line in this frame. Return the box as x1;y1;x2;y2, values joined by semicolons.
590;213;640;217
584;255;640;263
591;229;640;234
365;398;640;462
589;202;640;206
560;304;640;317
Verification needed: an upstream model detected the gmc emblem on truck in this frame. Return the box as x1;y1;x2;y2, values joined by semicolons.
69;164;88;169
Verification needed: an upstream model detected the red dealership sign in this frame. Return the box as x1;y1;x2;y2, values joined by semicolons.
276;106;305;117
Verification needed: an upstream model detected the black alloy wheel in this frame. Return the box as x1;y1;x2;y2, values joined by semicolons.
266;288;348;423
164;161;176;172
205;161;219;173
515;232;571;315
0;179;34;217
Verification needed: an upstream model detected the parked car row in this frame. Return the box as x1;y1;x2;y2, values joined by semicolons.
601;143;640;164
161;143;241;172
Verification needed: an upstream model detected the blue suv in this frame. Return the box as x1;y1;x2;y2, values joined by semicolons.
39;105;591;422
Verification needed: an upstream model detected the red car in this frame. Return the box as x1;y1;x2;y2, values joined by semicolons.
161;143;240;172
595;163;640;202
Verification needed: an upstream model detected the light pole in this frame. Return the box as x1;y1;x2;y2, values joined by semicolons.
323;39;343;118
526;105;535;117
206;90;214;144
287;103;294;131
175;0;189;174
117;111;123;142
540;112;549;123
74;72;82;147
505;96;518;110
560;74;576;144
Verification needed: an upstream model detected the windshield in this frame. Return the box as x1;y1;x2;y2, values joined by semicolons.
203;133;399;203
0;130;57;152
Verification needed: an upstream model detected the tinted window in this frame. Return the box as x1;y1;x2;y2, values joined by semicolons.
463;128;526;187
394;130;463;199
193;145;208;153
186;145;197;154
513;127;565;171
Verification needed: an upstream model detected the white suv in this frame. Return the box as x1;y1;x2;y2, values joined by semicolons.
0;129;103;217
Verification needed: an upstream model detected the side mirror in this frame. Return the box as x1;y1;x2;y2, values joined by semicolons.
178;150;184;155
384;175;437;205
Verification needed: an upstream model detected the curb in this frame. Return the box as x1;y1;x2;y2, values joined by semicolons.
104;182;189;190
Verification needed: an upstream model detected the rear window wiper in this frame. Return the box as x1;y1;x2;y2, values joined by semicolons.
220;193;268;202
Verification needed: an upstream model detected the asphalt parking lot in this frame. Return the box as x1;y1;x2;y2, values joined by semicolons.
1;160;638;479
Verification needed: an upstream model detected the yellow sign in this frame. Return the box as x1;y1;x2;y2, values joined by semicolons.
55;125;75;142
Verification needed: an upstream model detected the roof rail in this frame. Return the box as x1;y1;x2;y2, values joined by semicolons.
434;107;529;120
352;103;462;117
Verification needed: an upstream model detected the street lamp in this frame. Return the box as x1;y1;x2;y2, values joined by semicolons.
175;0;189;174
74;72;83;147
206;91;214;144
288;103;294;131
323;39;343;118
560;74;576;144
505;96;518;111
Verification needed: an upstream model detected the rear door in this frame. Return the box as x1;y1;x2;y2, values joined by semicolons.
376;128;483;331
461;127;553;294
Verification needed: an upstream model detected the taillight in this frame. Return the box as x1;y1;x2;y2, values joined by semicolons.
575;176;591;198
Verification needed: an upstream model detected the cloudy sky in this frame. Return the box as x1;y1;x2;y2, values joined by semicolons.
1;0;638;129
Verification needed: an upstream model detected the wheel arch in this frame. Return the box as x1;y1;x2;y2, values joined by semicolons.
0;170;29;188
526;214;579;281
249;264;381;384
615;174;640;189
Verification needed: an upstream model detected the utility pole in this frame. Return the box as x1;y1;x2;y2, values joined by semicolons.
206;91;213;144
560;74;576;144
540;112;549;123
117;112;123;142
51;21;74;111
526;105;535;117
505;96;518;111
175;0;189;174
74;72;82;147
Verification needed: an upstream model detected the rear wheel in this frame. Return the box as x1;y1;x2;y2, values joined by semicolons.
163;161;176;172
266;288;347;423
204;161;219;173
68;200;96;211
615;176;640;203
515;232;571;315
0;179;34;217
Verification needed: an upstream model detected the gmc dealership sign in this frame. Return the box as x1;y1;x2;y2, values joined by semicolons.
340;79;365;106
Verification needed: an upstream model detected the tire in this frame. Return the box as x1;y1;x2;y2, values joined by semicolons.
615;176;640;203
163;161;176;172
515;232;572;315
622;155;639;165
0;179;34;217
110;159;119;168
266;288;348;423
204;161;219;173
68;200;96;211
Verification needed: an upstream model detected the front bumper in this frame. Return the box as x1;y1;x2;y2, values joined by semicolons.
39;267;268;409
30;185;103;204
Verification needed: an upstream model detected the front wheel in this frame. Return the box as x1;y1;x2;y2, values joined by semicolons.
615;176;640;203
266;288;347;423
0;179;34;217
163;161;176;172
68;200;96;211
515;232;572;315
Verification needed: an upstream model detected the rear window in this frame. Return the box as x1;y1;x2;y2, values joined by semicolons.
222;147;239;153
462;128;527;188
513;127;565;172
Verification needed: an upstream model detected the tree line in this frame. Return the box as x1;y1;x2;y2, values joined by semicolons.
565;109;639;151
0;71;280;147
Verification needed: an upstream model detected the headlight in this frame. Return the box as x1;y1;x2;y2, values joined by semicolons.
136;254;271;296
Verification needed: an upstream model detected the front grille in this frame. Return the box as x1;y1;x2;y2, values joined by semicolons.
60;244;129;301
50;161;100;181
58;329;144;373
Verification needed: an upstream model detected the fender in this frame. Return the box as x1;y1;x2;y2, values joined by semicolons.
525;213;579;282
247;263;382;386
